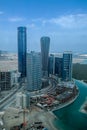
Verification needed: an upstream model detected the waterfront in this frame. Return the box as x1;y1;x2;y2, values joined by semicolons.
53;80;87;130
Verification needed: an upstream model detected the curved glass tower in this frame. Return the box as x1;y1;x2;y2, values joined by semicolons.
40;36;50;78
18;27;27;77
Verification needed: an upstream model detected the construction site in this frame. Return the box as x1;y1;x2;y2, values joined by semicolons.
1;106;57;130
0;81;79;130
30;83;79;111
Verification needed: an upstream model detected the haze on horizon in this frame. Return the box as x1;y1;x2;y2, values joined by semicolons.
0;0;87;53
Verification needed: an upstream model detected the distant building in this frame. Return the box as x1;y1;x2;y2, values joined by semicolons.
48;52;72;81
40;36;50;78
63;52;72;81
18;27;27;77
27;51;42;91
16;92;30;109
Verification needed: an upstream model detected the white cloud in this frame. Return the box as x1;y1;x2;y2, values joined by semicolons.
31;18;43;22
37;14;87;29
8;17;25;22
27;23;36;28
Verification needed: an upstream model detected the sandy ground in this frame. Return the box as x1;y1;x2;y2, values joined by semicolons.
29;106;57;130
3;106;58;130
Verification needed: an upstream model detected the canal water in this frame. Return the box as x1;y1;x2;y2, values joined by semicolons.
53;80;87;130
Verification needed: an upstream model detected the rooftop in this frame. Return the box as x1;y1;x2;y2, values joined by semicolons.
63;51;72;54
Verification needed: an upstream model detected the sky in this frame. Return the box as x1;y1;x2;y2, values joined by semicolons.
0;0;87;53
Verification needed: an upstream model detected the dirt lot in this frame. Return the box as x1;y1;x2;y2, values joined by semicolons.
3;106;57;130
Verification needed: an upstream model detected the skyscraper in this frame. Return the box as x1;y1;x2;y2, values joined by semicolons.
48;54;63;78
55;57;63;78
18;27;27;77
48;54;55;76
27;51;42;91
40;36;50;78
63;52;72;81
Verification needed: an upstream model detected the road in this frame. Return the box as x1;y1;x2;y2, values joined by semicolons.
0;77;58;110
0;85;25;110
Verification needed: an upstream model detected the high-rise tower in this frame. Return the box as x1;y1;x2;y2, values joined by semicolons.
18;27;27;77
27;51;42;91
48;54;55;75
63;52;72;81
40;36;50;78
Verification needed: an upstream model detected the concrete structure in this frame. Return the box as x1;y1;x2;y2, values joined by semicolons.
16;92;30;109
27;51;42;91
18;27;27;77
0;60;19;91
40;36;50;78
63;52;72;81
0;71;18;91
16;92;23;108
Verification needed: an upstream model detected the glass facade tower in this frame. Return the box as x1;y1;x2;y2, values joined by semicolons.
55;57;63;78
48;54;55;75
48;54;63;78
18;27;27;77
27;51;42;91
40;36;50;78
63;52;72;81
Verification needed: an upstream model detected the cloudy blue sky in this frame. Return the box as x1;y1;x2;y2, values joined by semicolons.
0;0;87;53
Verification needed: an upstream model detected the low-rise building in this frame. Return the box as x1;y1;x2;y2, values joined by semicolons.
0;60;19;91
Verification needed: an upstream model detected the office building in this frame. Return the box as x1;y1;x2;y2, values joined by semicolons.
48;54;55;75
27;51;42;91
18;27;27;77
40;36;50;78
63;52;72;81
48;54;63;78
55;57;63;78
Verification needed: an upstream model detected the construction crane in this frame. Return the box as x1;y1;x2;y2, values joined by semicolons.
18;109;29;130
23;109;29;130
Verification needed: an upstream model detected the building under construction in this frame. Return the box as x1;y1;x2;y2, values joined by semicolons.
0;60;19;91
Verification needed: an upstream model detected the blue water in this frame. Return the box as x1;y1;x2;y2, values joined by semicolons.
53;80;87;130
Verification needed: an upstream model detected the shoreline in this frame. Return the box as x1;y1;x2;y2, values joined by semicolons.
80;98;87;114
52;88;79;112
51;80;87;130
